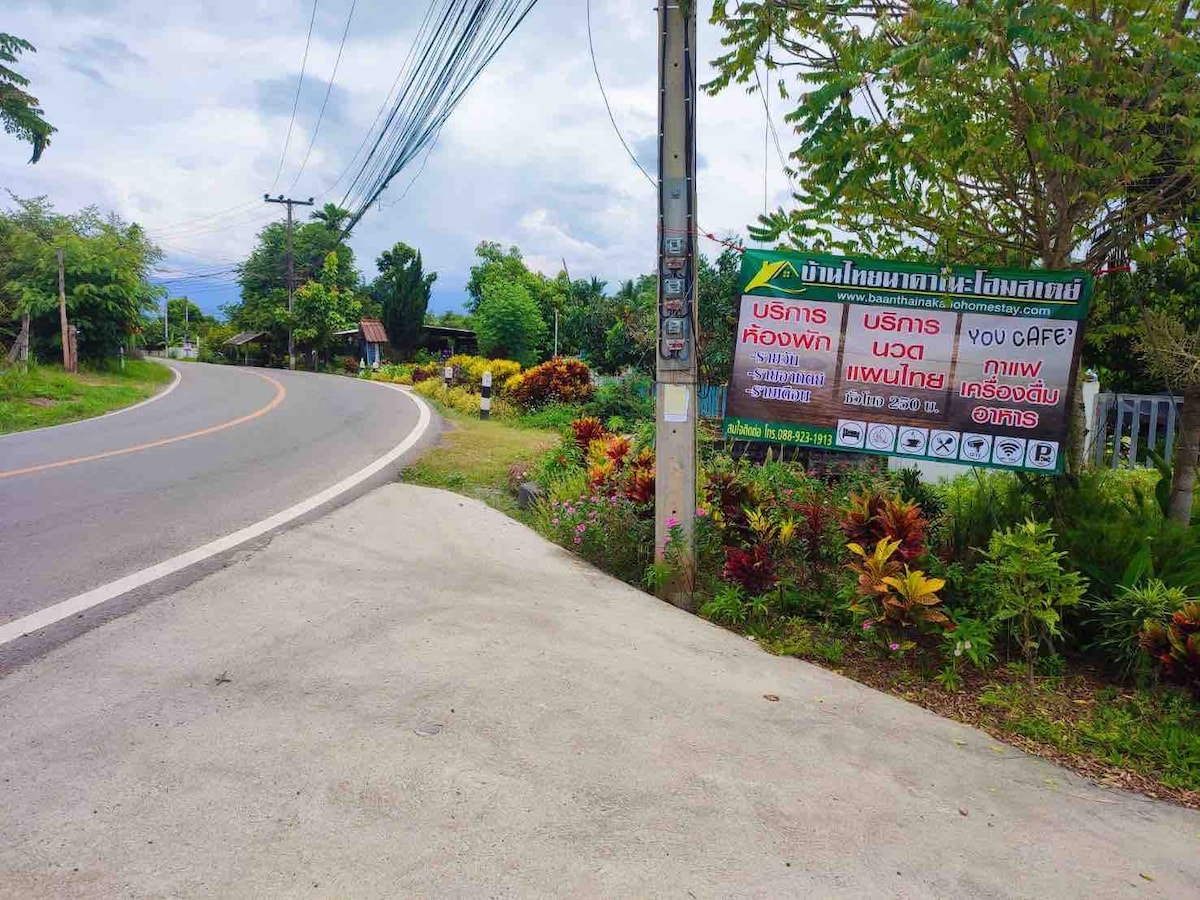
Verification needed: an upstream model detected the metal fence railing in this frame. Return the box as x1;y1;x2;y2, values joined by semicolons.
1091;392;1181;468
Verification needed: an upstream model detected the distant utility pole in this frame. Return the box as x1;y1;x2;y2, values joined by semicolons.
654;0;699;606
56;247;75;373
264;193;315;370
163;294;169;353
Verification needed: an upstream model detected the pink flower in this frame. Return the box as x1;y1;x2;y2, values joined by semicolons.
695;507;707;517
575;523;587;533
551;518;559;525
666;515;679;529
889;643;900;651
861;621;872;630
573;536;582;545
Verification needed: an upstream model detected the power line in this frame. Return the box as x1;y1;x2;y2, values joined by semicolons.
271;0;321;191
288;0;358;192
586;0;654;189
337;0;542;236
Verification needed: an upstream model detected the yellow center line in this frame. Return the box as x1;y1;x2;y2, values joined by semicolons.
0;371;287;481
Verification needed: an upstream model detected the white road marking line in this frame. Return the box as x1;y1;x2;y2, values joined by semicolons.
0;360;183;443
0;384;431;647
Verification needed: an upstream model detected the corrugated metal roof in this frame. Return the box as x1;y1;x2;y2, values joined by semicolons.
225;331;267;346
360;319;388;344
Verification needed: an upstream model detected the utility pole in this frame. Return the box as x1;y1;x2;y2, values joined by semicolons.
163;295;169;355
264;194;315;370
654;0;698;606
57;247;75;373
184;295;189;346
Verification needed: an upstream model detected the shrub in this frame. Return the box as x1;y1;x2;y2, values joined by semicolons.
411;379;516;419
840;492;928;562
980;520;1087;689
537;490;654;585
721;544;778;595
339;356;359;374
1140;603;1200;692
570;417;608;452
937;470;1031;564
1084;580;1190;679
585;375;653;423
510;357;594;409
846;538;948;638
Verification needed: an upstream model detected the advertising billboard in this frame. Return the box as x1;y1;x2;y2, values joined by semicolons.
723;249;1092;473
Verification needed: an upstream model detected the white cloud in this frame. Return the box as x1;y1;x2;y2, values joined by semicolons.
1;0;796;312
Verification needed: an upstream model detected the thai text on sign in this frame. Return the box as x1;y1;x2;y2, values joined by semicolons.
722;249;1092;474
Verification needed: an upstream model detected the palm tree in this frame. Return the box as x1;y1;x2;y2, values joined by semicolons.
310;203;350;233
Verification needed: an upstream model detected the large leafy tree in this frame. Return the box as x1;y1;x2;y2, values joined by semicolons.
708;1;1200;270
229;218;359;347
465;241;564;324
1;195;161;359
371;242;436;358
292;251;361;358
0;34;54;163
475;280;547;366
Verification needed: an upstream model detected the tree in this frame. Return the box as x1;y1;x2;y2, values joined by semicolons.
0;34;54;163
310;203;350;233
1136;232;1200;523
371;242;436;358
696;245;743;384
475;280;547;366
229;218;359;353
1;195;161;359
292;251;361;359
708;2;1200;270
465;240;564;324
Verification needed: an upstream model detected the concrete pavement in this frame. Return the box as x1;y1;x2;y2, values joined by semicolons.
1;484;1197;898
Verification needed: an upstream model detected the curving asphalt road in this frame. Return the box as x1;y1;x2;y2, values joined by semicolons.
0;362;432;640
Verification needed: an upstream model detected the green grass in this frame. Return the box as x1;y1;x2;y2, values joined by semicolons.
979;682;1200;792
0;359;173;434
402;406;559;516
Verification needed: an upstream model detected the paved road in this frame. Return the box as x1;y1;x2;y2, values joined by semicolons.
1;484;1196;898
0;362;429;635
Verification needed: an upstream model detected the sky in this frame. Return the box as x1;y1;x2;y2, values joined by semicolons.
1;0;795;316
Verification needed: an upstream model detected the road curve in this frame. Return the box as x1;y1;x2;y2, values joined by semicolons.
0;363;431;634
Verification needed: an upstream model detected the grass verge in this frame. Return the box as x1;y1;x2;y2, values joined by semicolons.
0;360;173;434
402;404;559;517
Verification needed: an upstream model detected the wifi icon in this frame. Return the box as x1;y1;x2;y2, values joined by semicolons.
992;438;1027;465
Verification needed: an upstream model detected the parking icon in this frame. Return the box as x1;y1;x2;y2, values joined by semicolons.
1025;440;1059;470
929;430;959;459
836;419;867;449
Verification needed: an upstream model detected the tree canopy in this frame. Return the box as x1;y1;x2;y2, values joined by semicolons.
1;195;161;359
475;279;547;367
709;0;1200;270
0;34;54;163
372;242;436;358
228;217;359;348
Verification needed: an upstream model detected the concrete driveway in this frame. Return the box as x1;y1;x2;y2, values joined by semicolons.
1;485;1197;898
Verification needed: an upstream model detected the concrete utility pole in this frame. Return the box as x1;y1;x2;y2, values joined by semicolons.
654;0;699;606
56;248;75;373
264;194;315;370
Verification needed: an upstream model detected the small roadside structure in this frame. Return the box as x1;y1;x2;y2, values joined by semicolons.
225;331;269;365
420;324;477;356
358;319;389;368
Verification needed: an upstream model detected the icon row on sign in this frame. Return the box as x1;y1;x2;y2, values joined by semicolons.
835;420;1059;469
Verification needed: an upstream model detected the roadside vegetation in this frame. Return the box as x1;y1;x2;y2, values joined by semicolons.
0;359;172;433
404;354;1200;808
